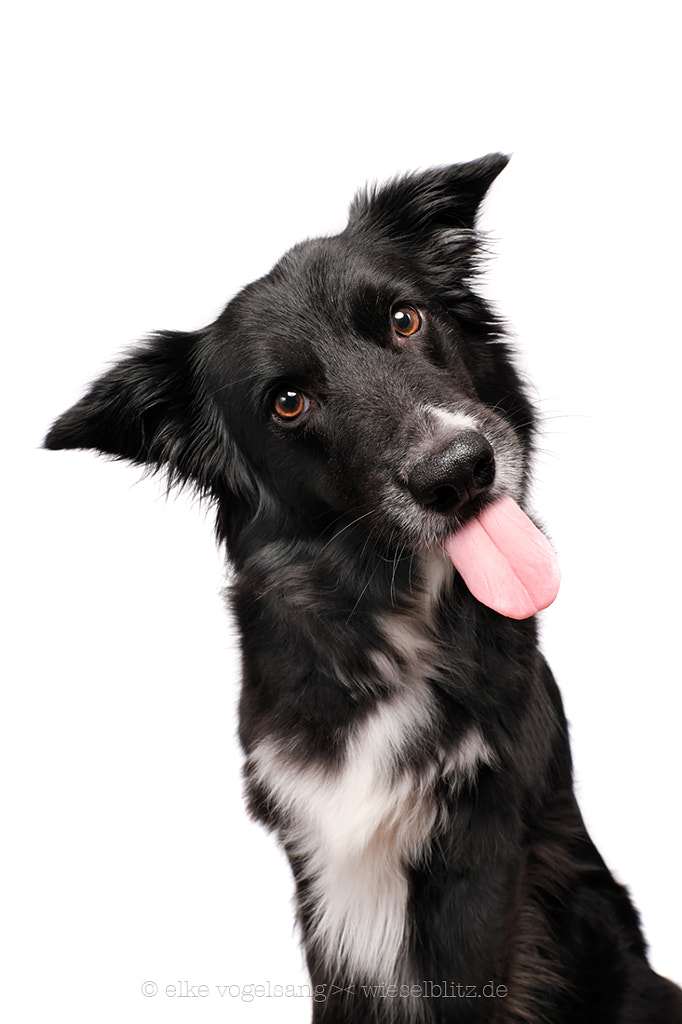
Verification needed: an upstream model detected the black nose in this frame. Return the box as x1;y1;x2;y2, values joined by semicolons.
408;431;495;514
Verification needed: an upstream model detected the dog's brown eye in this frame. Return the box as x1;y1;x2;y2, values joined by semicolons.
392;305;422;338
273;390;309;420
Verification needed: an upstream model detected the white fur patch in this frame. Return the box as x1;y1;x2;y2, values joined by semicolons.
425;405;479;435
249;686;493;986
420;551;454;606
446;727;496;785
249;686;438;983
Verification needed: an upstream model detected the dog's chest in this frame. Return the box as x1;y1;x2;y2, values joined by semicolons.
248;648;493;984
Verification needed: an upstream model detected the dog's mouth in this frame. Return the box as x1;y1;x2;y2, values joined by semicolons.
442;495;560;619
400;420;559;619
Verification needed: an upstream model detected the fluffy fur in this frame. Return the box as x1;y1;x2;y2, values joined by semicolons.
45;155;682;1022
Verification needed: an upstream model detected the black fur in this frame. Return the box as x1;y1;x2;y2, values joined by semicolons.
45;155;682;1023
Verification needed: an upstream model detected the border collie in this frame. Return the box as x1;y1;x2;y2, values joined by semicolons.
45;155;682;1022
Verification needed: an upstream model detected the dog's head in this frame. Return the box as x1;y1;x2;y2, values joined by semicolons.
45;155;535;560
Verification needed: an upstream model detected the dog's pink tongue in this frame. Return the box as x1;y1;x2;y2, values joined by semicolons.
443;495;560;619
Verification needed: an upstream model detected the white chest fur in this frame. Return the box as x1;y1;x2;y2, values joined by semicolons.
248;683;493;985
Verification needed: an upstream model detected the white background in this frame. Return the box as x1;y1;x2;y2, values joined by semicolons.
2;1;680;1020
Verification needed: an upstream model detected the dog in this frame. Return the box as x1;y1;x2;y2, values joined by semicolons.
45;154;682;1022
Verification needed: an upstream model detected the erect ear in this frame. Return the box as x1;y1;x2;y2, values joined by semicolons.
44;329;237;503
346;154;509;326
347;152;509;248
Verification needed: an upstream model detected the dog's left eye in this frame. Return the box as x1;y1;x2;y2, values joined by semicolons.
273;390;310;421
391;305;422;338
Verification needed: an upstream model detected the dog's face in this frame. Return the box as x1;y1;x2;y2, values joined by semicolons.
209;232;528;553
45;154;536;559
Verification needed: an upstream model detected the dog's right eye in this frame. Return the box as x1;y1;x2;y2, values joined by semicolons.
391;304;422;339
272;390;310;421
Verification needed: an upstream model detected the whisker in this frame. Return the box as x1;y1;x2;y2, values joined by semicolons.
345;564;380;624
316;508;377;556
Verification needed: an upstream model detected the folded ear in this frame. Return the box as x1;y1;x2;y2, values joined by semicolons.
348;153;509;238
44;330;238;504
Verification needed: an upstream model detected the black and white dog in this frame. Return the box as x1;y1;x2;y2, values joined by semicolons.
45;155;681;1022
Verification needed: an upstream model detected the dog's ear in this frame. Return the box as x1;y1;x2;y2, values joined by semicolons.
347;152;509;241
347;153;510;325
44;330;243;507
